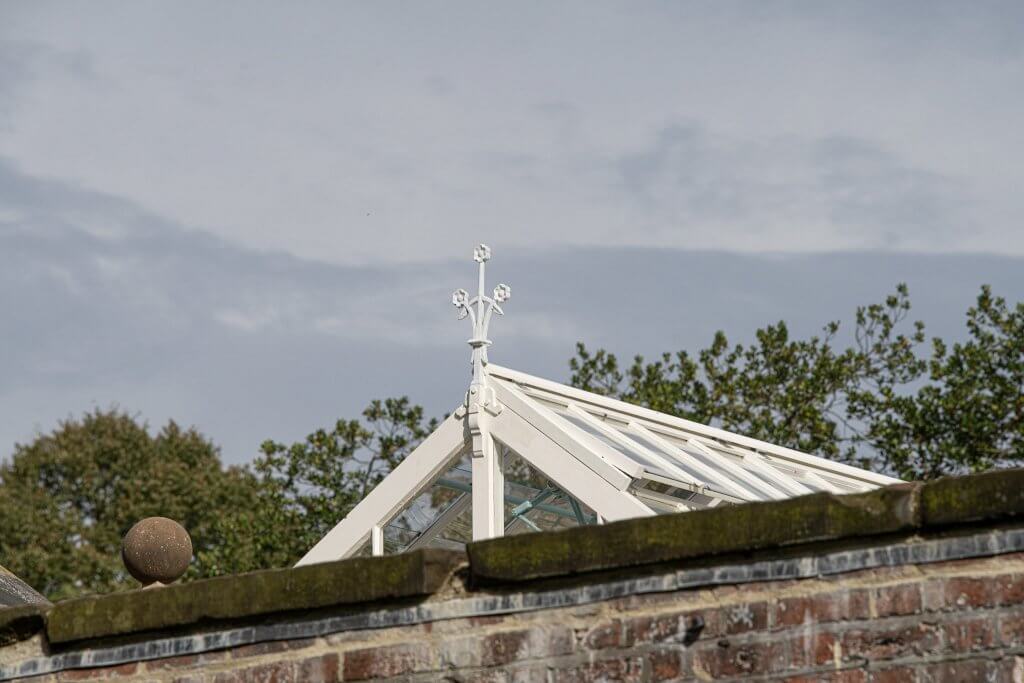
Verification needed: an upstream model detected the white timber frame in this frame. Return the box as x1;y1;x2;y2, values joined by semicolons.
295;245;903;567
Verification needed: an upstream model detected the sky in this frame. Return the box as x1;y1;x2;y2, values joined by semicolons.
0;2;1022;463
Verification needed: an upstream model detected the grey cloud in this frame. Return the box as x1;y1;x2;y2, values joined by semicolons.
614;125;971;248
1;159;1022;465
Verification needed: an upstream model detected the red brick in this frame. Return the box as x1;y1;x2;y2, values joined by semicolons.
774;590;870;629
481;630;530;667
213;662;297;683
998;612;1024;647
549;656;646;683
647;649;683;681
873;584;922;617
57;664;138;680
622;613;686;646
996;573;1024;605
785;671;867;683
870;667;915;683
297;654;339;682
943;577;996;610
692;638;787;678
583;620;622;649
840;622;942;662
917;658;995;682
942;616;997;652
147;651;227;670
342;642;432;680
231;638;315;660
722;601;768;635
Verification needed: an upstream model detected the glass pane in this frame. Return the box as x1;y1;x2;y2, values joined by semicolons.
503;449;597;535
555;410;676;479
381;452;473;555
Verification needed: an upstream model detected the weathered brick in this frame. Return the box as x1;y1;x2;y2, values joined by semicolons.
998;612;1024;647
774;590;870;629
549;656;646;683
943;577;997;610
872;584;922;617
231;638;316;660
942;616;997;652
917;658;995;682
869;667;916;683
212;661;297;683
840;622;942;662
647;649;683;681
996;573;1024;606
147;651;227;670
296;654;339;683
57;664;138;680
692;638;788;677
583;619;622;649
785;670;867;683
343;642;433;680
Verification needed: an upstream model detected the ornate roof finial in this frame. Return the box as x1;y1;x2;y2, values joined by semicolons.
452;244;510;383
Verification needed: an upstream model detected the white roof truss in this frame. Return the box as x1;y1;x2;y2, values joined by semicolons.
296;246;901;566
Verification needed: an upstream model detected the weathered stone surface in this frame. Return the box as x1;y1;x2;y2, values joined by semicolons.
921;467;1024;527
467;484;922;583
121;517;193;586
0;604;46;646
46;548;466;644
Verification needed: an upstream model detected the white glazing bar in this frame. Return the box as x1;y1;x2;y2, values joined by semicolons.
471;432;504;540
801;469;845;494
296;412;467;566
407;493;471;552
488;366;901;488
370;525;384;557
491;381;638;489
726;446;816;497
629;423;771;501
566;405;711;490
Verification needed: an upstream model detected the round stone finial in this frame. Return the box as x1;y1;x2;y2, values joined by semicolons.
121;517;192;587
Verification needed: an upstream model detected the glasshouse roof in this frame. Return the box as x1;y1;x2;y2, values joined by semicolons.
297;246;901;566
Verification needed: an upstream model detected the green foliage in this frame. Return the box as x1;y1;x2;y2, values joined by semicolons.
194;397;437;575
570;285;1023;480
1;285;1019;600
0;410;257;600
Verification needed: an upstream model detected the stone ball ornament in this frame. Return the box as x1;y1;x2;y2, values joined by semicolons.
121;517;193;587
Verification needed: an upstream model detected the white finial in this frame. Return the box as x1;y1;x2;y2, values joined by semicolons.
453;244;510;382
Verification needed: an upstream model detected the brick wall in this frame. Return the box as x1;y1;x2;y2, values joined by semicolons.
7;472;1024;682
23;550;1024;682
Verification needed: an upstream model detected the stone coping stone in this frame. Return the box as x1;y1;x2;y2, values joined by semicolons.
3;468;1021;646
0;604;47;646
468;469;1024;584
468;482;923;584
45;548;465;645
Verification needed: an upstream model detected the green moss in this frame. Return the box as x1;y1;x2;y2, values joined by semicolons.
468;484;922;584
922;468;1024;527
46;548;465;644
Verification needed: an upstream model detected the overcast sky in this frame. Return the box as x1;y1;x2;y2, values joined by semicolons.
1;2;1022;463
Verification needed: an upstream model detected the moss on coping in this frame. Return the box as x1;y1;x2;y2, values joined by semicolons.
46;548;465;645
922;468;1024;527
468;482;924;584
14;468;1024;646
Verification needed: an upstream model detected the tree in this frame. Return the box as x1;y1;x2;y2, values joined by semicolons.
195;397;436;575
569;285;1023;480
0;410;258;600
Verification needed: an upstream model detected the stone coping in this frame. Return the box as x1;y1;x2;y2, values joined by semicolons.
2;468;1023;647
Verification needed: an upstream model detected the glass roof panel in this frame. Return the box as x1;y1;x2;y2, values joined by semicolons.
554;409;677;479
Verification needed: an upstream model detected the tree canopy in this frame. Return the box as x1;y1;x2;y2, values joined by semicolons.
0;284;1020;600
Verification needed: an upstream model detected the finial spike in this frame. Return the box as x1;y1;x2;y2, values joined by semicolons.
453;244;510;381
